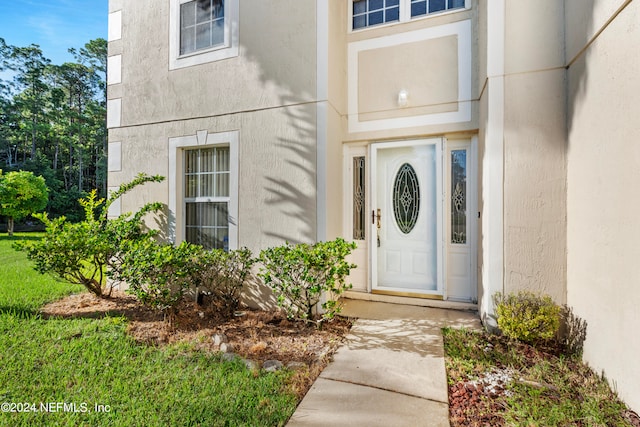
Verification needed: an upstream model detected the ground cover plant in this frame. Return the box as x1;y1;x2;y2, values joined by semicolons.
0;234;350;426
443;327;640;426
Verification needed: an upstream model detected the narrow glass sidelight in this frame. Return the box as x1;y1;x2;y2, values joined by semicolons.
393;163;420;234
451;149;467;244
353;156;366;240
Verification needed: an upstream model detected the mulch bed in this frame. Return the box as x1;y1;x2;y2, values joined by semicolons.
41;291;353;398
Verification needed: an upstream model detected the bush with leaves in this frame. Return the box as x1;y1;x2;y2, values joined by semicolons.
117;239;202;321
493;291;561;344
258;238;356;327
15;173;164;297
196;248;255;317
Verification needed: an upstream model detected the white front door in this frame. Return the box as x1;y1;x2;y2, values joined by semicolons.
371;139;443;295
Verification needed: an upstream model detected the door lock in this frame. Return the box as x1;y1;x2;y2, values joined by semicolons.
373;209;381;247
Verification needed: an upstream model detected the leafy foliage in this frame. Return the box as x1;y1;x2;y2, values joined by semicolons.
0;170;49;235
0;38;107;221
117;240;202;319
258;238;356;326
493;291;561;344
15;173;164;297
196;248;255;317
0;241;298;426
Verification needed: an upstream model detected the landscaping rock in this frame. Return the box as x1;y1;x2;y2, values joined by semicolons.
221;352;237;362
263;360;283;372
242;359;259;371
286;361;307;370
220;342;234;353
212;333;228;346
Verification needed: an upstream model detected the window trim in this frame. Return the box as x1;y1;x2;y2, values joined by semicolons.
179;0;227;56
184;146;231;250
169;130;239;250
169;0;239;70
349;0;469;32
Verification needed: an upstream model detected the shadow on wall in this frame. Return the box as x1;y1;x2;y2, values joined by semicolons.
263;97;317;244
238;0;319;245
565;0;595;134
151;204;170;243
241;271;278;311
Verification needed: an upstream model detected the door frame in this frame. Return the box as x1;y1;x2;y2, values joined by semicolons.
369;138;444;297
444;137;478;302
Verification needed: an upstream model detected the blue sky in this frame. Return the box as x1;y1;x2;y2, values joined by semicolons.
0;0;108;65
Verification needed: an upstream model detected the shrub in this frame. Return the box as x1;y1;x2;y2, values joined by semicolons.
258;238;356;327
493;291;561;344
15;173;164;297
559;304;588;357
117;239;203;321
196;248;255;317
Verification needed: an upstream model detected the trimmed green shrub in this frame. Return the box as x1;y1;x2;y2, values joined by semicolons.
493;291;561;344
15;173;164;297
117;239;203;320
196;247;255;317
258;238;356;327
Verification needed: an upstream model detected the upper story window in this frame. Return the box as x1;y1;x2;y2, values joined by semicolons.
352;0;467;30
169;0;238;70
353;0;400;30
410;0;465;18
180;0;225;55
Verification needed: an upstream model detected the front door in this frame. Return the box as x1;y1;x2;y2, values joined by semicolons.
371;139;443;296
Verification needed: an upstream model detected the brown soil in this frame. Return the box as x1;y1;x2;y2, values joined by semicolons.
41;291;352;399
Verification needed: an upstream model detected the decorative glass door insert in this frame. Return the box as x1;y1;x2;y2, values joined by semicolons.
371;140;443;294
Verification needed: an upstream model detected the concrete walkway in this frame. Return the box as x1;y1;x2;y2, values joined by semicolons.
287;299;482;427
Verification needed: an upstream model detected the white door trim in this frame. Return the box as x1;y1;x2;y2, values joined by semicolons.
444;137;478;302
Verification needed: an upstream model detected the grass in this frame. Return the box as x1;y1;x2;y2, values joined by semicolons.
0;233;84;316
443;326;635;426
0;233;298;426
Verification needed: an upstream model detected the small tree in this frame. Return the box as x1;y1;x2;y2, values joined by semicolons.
0;170;49;235
15;173;164;297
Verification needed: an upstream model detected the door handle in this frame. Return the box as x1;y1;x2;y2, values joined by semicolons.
372;209;382;228
373;209;382;247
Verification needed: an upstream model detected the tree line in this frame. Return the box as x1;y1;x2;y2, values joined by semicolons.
0;38;107;223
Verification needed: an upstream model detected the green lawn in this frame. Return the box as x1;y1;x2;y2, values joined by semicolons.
0;234;297;427
443;327;635;426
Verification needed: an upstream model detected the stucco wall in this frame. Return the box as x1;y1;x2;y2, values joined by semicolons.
109;0;317;127
108;106;318;251
502;69;567;302
500;0;567;304
344;6;478;142
108;0;320;248
566;0;640;412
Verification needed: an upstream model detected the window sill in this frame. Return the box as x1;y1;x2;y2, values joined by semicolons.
170;43;238;70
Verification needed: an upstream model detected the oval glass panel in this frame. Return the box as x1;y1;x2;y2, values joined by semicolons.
393;163;420;234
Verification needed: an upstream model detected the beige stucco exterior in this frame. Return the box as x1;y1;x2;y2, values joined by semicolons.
108;0;320;253
109;0;640;412
565;0;640;411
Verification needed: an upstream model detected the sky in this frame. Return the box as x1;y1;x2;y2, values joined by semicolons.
0;0;108;66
